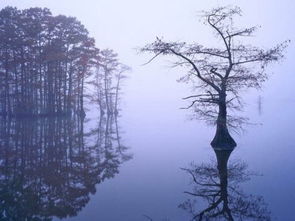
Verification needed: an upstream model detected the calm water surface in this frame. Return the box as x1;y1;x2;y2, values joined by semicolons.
0;84;294;221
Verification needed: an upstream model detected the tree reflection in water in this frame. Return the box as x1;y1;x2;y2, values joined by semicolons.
0;114;131;220
180;149;271;221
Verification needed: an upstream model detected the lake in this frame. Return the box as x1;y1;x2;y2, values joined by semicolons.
1;73;294;221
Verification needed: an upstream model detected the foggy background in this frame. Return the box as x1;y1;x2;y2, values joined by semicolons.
1;0;294;112
0;0;294;220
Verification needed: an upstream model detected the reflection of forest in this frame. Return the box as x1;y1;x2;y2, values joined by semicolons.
180;149;271;221
0;114;130;220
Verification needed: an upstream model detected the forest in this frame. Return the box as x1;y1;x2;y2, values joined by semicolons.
0;7;131;220
0;7;126;117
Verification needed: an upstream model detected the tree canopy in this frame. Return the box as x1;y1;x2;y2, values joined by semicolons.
0;7;128;118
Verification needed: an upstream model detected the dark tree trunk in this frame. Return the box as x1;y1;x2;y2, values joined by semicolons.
114;75;120;116
80;76;86;118
211;94;236;149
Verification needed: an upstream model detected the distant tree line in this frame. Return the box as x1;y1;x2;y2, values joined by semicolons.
0;7;127;117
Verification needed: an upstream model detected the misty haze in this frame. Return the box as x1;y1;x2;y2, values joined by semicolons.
0;1;294;221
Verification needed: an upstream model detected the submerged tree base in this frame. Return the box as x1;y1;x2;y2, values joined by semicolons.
211;128;237;150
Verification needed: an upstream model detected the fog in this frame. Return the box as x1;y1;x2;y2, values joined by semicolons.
0;0;294;220
1;0;294;107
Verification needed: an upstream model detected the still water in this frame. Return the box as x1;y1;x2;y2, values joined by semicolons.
0;89;294;221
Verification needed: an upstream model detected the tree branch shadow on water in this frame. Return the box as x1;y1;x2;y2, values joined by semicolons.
0;112;131;220
143;214;171;221
179;149;271;221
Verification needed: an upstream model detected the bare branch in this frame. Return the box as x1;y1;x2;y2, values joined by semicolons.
140;5;289;132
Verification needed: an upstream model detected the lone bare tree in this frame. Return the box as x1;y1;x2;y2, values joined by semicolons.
141;6;289;149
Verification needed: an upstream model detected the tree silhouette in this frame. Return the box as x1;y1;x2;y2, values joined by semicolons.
0;7;130;219
141;6;289;149
0;7;99;117
87;49;130;116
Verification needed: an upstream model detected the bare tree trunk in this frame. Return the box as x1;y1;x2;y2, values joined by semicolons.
114;75;121;116
80;75;85;117
103;67;111;114
3;49;12;116
211;94;236;149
